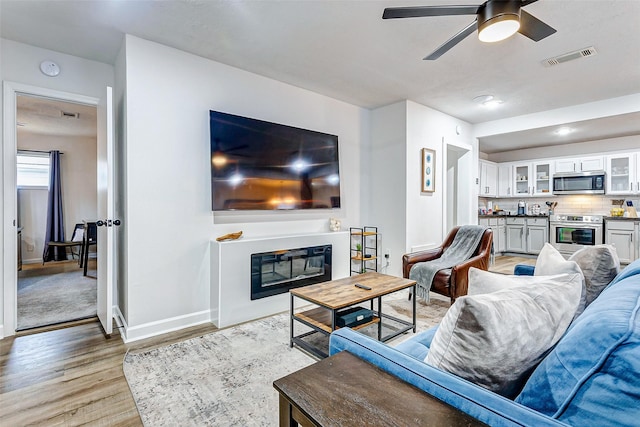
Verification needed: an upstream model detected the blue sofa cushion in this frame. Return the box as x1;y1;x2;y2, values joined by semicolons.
393;327;438;361
515;259;640;426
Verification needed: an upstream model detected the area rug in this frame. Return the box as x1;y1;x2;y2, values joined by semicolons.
123;291;450;426
17;269;97;330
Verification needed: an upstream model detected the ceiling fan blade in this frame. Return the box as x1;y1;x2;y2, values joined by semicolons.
383;5;480;19
518;9;556;41
520;0;539;6
424;20;477;60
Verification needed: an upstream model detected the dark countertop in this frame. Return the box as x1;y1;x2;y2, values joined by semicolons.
604;216;640;221
479;214;549;219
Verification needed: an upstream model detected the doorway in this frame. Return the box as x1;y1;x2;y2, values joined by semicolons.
15;94;98;331
444;141;474;237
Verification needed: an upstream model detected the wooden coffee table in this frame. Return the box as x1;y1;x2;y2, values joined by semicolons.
289;272;416;358
273;350;487;427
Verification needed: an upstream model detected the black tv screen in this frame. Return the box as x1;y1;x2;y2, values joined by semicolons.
210;111;341;211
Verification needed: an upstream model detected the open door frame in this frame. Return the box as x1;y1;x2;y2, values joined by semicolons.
2;82;114;337
441;137;475;241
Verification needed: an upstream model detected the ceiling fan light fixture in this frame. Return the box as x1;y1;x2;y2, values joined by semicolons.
478;14;520;42
212;152;228;167
477;0;521;43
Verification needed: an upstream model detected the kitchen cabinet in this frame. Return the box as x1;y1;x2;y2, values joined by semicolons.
506;218;526;252
496;218;506;253
479;217;506;255
506;217;549;254
479;160;497;197
511;161;553;197
526;217;548;254
605;220;637;264
555;156;604;173
497;164;512;197
532;161;553;196
606;152;639;195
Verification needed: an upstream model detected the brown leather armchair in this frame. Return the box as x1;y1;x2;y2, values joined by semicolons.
402;226;493;304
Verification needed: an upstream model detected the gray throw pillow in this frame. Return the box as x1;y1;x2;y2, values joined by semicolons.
568;245;620;306
425;272;583;398
535;243;586;317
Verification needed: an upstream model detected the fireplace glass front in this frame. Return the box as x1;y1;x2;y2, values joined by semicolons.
251;244;332;300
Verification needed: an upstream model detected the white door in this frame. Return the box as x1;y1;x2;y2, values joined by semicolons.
96;86;115;335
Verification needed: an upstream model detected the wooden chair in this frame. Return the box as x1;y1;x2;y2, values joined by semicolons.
43;223;84;264
80;222;97;276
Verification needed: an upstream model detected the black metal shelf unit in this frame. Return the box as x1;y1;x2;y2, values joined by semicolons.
350;226;378;275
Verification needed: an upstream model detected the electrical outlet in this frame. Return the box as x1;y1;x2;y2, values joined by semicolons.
27;243;34;252
384;248;390;259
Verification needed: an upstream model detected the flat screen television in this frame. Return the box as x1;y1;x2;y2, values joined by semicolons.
210;110;341;211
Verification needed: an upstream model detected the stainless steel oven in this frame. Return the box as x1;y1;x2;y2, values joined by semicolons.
549;215;603;257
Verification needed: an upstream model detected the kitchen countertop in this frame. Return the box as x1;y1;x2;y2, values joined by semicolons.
479;214;549;219
604;216;640;221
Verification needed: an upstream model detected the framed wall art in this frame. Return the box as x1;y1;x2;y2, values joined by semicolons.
421;148;435;192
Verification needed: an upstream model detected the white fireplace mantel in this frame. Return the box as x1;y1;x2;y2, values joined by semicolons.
210;231;349;328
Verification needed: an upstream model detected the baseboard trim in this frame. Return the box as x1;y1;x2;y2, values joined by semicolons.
120;309;212;343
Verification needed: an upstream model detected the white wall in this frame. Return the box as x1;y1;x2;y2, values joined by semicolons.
122;35;367;332
1;38;114;336
367;100;474;277
114;41;129;323
17;134;97;263
367;102;407;276
405;101;474;255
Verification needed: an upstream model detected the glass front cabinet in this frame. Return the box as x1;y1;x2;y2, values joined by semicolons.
606;153;638;195
512;161;553;197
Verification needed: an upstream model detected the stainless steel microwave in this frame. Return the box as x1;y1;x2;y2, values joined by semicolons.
553;171;606;195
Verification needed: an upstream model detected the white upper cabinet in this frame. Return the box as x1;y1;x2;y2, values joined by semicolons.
497;163;512;197
555;156;604;173
532;161;553;196
511;161;553;197
479;160;497;197
606;152;639;195
513;162;532;196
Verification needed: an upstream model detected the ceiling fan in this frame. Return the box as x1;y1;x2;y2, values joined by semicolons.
382;0;556;60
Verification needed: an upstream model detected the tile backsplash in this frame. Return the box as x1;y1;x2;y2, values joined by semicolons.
479;195;640;216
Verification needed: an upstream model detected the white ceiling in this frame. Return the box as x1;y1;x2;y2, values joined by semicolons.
17;95;97;138
2;0;640;151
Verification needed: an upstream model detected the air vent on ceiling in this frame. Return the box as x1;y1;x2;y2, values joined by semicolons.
542;46;597;67
61;111;80;119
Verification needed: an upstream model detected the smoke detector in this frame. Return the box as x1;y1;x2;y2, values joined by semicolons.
542;46;597;67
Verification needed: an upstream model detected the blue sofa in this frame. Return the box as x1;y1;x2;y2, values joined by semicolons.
329;258;640;427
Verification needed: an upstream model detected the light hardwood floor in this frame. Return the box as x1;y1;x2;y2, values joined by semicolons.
0;255;534;426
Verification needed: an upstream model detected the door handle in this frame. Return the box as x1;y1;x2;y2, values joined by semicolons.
97;219;122;227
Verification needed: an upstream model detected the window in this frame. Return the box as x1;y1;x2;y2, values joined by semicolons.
17;152;50;188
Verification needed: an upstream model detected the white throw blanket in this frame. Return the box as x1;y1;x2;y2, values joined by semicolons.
409;225;487;302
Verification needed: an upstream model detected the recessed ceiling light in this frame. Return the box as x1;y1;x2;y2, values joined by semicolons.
555;127;573;136
483;99;503;108
473;95;494;104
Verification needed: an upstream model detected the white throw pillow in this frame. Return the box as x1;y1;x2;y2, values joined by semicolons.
568;245;620;306
535;243;586;316
425;272;583;398
468;267;573;296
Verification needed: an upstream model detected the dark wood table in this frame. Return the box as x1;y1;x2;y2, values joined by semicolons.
273;351;487;427
289;272;416;358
